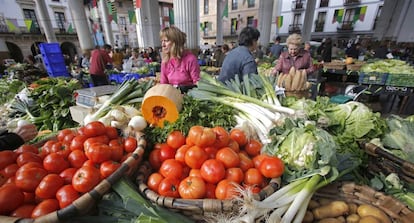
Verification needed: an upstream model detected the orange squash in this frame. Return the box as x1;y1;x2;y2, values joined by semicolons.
141;84;183;127
345;57;354;65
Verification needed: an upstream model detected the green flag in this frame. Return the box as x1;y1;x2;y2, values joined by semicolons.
169;8;174;25
222;0;228;19
128;10;136;24
276;16;283;28
24;19;32;32
6;19;16;32
337;9;344;23
353;7;361;23
67;23;73;33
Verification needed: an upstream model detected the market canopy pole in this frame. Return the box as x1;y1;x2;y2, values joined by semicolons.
173;0;200;53
98;0;114;46
216;0;226;46
34;0;57;43
134;0;161;49
68;0;94;51
258;0;274;47
302;0;316;42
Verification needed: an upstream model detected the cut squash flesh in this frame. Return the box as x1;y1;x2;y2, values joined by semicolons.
141;84;183;127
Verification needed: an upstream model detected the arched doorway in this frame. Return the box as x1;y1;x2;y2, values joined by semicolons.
31;41;45;56
61;42;77;63
6;41;23;62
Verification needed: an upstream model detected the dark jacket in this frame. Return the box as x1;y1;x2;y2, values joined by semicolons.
0;129;24;151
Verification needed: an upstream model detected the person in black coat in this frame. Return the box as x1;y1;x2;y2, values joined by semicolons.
321;38;332;62
0;123;37;151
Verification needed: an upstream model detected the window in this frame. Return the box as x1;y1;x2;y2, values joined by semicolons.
231;18;238;35
247;16;254;27
293;13;301;25
373;5;382;30
232;0;237;10
247;0;255;8
51;0;60;2
320;0;329;7
54;12;66;32
123;35;129;47
315;11;326;32
23;9;40;33
343;8;355;23
118;1;123;8
119;16;126;25
203;21;209;36
204;0;209;14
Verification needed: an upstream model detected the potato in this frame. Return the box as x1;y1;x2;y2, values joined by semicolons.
345;213;360;223
357;204;391;223
318;218;342;223
302;210;314;223
308;199;320;210
347;203;358;214
336;216;345;223
359;215;382;223
313;201;349;220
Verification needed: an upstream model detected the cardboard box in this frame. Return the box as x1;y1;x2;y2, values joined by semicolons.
70;105;91;125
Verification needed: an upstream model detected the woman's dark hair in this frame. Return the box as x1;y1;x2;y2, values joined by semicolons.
238;27;260;47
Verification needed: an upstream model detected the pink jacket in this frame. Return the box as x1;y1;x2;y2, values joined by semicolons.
160;51;200;86
275;50;315;75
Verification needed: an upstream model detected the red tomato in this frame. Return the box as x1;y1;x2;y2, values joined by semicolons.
49;142;71;157
10;204;36;218
124;136;138;153
188;169;202;178
186;126;216;148
62;133;76;145
216;147;240;168
158;143;176;162
166;130;186;149
82;160;100;169
35;174;65;199
148;149;162;170
105;126;119;139
39;140;57;157
0;183;25;215
31;199;59;218
225;167;244;184
59;168;78;185
85;142;112;164
0;172;7;187
100;161;121;178
227;138;240;153
158;177;180;198
57;128;75;142
215;179;238;200
200;159;225;184
0;150;18;169
56;185;80;209
43;153;70;174
244;168;264;186
147;172;164;193
109;144;124;162
159;159;183;180
15;145;39;154
212;126;230;149
2;163;19;178
15;166;48;192
230;129;248;147
238;152;255;172
83;135;110;150
258;156;285;178
244;139;262;157
70;135;88;151
203;146;218;159
23;192;36;204
178;176;206;199
72;165;101;193
83;121;106;138
185;146;208;169
16;162;43;173
16;152;42;167
76;126;86;136
205;183;217;199
175;144;190;164
252;154;268;169
68;150;88;168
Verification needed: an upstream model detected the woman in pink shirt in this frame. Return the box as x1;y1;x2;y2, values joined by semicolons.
160;26;200;93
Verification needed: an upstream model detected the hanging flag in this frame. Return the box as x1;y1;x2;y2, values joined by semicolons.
332;10;338;23
24;19;32;32
92;0;97;7
6;19;17;32
222;0;228;19
252;19;258;28
169;8;174;25
135;0;141;8
66;23;73;33
232;19;237;31
128;10;136;24
107;1;117;23
359;6;367;21
276;16;283;28
200;22;205;31
353;7;361;22
337;9;344;23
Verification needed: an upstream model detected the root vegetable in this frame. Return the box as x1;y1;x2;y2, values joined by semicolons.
313;201;349;220
359;215;382;223
308;199;320;210
336;216;345;223
318;218;342;223
302;210;314;223
357;204;391;223
346;213;360;223
347;203;358;214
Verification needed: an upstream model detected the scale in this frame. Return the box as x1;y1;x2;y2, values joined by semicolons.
75;85;117;108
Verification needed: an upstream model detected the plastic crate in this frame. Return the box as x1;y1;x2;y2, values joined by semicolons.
358;72;388;85
42;52;65;64
123;73;140;81
39;43;62;54
386;73;414;87
109;73;125;84
47;70;70;77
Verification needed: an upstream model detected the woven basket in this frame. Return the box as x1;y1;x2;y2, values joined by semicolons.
315;181;414;223
0;133;146;223
135;161;281;221
346;63;364;71
323;61;346;70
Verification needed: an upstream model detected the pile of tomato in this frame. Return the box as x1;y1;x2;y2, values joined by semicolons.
0;121;138;219
147;126;285;200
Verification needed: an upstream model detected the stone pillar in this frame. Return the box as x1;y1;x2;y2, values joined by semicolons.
302;0;316;42
135;0;162;49
98;0;114;46
0;38;9;62
258;0;274;47
173;0;200;51
68;0;94;51
216;0;225;46
34;0;57;43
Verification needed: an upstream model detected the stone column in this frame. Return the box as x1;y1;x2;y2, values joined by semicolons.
173;0;200;51
216;0;225;46
34;0;57;43
68;0;94;51
98;0;114;46
0;38;9;61
302;0;316;42
258;0;274;46
135;0;162;48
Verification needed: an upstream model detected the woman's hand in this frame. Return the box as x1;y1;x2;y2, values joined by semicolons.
13;124;38;143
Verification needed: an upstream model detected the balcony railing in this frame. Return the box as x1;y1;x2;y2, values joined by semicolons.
344;0;360;6
315;22;324;32
337;21;354;32
292;1;304;11
289;24;302;34
320;0;329;7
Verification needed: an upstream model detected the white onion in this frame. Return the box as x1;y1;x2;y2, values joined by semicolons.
128;115;147;131
17;119;31;127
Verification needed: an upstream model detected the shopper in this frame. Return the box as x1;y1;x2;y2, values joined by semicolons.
218;27;260;83
0;123;38;151
112;48;124;70
159;26;200;93
89;44;113;86
268;36;284;59
321;38;332;62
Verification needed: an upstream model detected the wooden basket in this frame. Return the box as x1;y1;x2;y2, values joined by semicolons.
323;61;346;70
0;133;146;223
315;181;414;223
135;161;281;221
346;63;364;71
